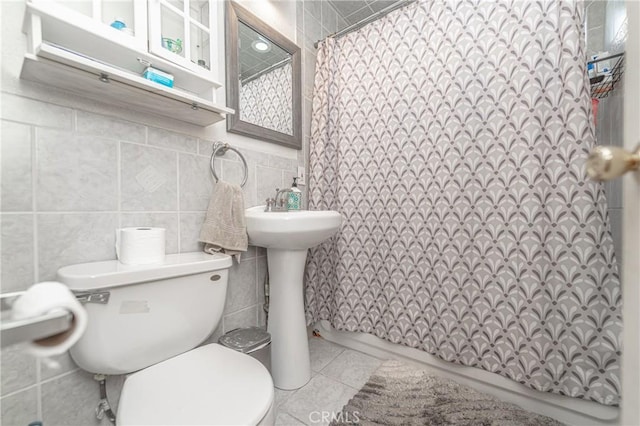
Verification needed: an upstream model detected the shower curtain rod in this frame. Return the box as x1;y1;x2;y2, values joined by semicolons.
313;0;417;48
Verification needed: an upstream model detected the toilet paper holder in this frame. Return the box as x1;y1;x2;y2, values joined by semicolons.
0;291;73;348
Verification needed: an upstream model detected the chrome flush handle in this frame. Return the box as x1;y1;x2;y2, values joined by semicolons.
586;145;640;181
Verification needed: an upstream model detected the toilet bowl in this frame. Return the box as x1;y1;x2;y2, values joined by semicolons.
57;252;274;425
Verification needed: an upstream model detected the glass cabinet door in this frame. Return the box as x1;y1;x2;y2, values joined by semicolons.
32;0;147;51
148;0;215;80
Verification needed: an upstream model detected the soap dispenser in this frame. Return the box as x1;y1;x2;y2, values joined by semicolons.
287;177;302;210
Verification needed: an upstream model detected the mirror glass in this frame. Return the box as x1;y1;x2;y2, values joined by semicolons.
237;22;293;135
226;1;301;149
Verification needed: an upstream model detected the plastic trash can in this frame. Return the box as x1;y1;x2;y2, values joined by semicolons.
218;327;271;373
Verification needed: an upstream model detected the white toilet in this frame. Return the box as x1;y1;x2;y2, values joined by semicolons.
57;252;274;425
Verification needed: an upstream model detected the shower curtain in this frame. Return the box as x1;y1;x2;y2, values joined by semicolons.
305;0;622;405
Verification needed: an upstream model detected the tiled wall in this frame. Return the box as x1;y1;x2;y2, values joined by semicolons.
585;0;625;269
0;1;299;425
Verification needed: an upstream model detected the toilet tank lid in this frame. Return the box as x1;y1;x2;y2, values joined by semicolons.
57;252;232;291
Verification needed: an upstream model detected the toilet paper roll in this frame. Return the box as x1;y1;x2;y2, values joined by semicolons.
116;227;166;265
11;282;88;358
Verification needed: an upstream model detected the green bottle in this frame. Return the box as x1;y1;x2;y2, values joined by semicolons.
288;177;302;210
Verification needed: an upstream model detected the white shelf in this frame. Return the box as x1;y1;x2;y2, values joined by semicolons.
26;0;221;97
21;1;234;127
21;43;234;126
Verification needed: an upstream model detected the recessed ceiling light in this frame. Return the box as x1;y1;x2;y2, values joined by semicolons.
252;38;271;52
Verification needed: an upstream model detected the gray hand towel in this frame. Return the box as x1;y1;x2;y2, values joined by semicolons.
198;180;248;262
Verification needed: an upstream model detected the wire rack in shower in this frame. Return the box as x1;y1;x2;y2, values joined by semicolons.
588;52;625;99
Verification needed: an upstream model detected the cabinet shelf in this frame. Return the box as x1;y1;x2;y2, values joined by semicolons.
21;43;234;126
21;0;234;127
26;1;221;96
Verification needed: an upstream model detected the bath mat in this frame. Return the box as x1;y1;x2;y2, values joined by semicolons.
331;360;565;426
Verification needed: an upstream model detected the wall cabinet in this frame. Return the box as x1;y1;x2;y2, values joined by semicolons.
21;0;233;126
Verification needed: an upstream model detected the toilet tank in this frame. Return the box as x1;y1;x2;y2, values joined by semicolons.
57;252;232;375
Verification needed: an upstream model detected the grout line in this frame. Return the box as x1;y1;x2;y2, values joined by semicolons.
71;109;78;131
7;210;207;215
121;139;199;155
177;216;182;255
288;409;311;425
38;367;81;386
32;127;39;283
176;152;181;212
35;358;43;420
117;141;122;229
176;152;182;253
0;383;39;400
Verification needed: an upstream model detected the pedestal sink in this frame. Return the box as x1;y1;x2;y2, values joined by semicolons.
245;206;342;390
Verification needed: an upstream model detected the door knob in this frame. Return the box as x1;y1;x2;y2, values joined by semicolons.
586;145;640;181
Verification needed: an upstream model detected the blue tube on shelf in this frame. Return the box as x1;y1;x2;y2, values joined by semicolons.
142;66;174;88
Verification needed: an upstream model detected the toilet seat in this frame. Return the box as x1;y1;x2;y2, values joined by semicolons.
117;343;274;425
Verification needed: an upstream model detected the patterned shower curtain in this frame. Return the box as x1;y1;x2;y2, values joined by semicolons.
305;0;622;405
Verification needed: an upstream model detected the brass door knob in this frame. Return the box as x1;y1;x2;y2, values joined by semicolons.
586;145;640;181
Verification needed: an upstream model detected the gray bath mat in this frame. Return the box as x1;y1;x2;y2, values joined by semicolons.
331;360;565;426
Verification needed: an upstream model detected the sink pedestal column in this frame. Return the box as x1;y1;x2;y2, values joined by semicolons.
267;248;311;390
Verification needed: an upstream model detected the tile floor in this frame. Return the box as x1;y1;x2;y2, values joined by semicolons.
274;337;384;426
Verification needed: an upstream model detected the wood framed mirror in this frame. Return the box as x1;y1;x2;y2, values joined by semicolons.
225;1;302;149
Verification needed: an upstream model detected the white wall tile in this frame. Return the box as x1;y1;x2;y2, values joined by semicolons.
243;149;271;167
179;212;206;253
198;138;214;156
148;127;198;153
1;346;37;396
226;257;258;313
0;93;73;129
0;387;39;426
41;370;120;426
303;9;322;45
1;121;32;212
257;255;267;303
120;143;177;211
40;353;78;381
76;110;146;144
0;214;34;292
37;213;118;280
303;50;316;100
121;212;180;254
36;129;118;211
223;305;259;333
296;0;304;33
321;1;338;34
256;166;285;206
268;154;298;171
305;0;322;22
179;153;214;211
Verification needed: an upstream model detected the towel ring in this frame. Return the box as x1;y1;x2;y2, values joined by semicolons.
210;142;248;188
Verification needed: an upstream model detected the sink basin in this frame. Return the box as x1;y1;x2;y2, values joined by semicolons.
245;206;342;390
245;206;342;249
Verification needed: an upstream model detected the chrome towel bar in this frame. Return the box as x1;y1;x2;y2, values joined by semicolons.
210;141;248;188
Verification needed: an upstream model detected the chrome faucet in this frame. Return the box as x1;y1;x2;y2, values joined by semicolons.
264;188;291;212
